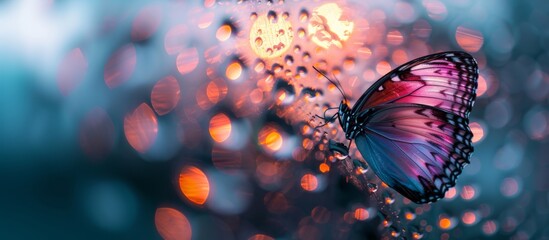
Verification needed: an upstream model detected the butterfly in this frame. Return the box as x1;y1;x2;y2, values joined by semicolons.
316;51;478;204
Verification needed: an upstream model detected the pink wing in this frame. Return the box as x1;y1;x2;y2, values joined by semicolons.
355;104;473;203
352;51;478;118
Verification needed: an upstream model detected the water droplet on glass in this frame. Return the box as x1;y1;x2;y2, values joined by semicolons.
255;37;263;47
353;159;368;174
390;227;401;237
328;140;348;160
383;192;395;205
367;183;378;193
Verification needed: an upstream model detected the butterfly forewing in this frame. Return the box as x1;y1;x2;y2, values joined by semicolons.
352;51;478;119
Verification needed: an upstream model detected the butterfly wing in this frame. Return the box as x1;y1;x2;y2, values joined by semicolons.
352;51;478;119
355;104;473;203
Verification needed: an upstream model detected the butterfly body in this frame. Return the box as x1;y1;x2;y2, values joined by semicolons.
332;51;478;204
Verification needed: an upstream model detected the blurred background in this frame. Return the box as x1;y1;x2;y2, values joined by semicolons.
0;0;548;239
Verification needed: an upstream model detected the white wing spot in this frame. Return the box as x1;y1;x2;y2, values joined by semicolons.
378;85;384;91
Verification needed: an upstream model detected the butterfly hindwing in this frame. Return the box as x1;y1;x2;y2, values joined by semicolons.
352;51;478;119
354;104;473;203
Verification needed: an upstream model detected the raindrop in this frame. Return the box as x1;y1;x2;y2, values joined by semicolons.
284;55;294;65
352;159;368;174
383;192;395;204
253;37;263;48
390;227;401;237
367;183;378;193
273;79;296;105
328;140;348;160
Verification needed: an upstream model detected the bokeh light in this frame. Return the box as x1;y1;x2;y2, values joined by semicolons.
155;208;192;240
2;0;547;239
179;166;210;205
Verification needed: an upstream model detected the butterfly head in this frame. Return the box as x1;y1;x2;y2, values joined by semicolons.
338;100;353;139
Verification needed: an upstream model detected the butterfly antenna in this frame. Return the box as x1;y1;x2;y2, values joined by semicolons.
312;66;347;102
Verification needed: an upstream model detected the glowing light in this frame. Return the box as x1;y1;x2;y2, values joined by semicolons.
206;81;227;104
124;103;158;153
155;208;192;240
258;127;283;151
354;208;369;221
319;163;330;173
444;187;457;199
376;61;391;75
462;211;477;225
423;0;447;21
179;166;210;205
477;75;488;96
104;43;136;89
151;76;180;116
249;88;264;104
470;122;486;143
57;48;87;96
249;13;293;58
226;62;242;80
439;218;452;230
248;234;274;240
357;47;372;60
456;26;484;53
209;113;232;143
308;3;354;49
216;24;232;41
500;177;520;197
392;49;408;65
176;48;199;75
386;30;404;45
300;174;318;191
461;185;476;200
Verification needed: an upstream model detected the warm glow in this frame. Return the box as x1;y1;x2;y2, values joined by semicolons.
376;61;391;75
439;218;452;230
216;24;232;41
248;234;275;240
470;122;485;143
124;103;158;153
462;211;477;225
209;113;232;142
249;88;264;103
461;185;476;200
104;43;136;89
354;208;369;221
259;126;283;151
386;30;404;45
249;13;293;58
444;187;457;199
308;3;354;48
477;75;487;96
155;208;192;240
300;174;318;191
206;81;220;103
176;48;199;75
319;163;330;173
226;62;242;80
151;76;180;115
266;132;283;151
456;26;484;52
179;166;210;205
